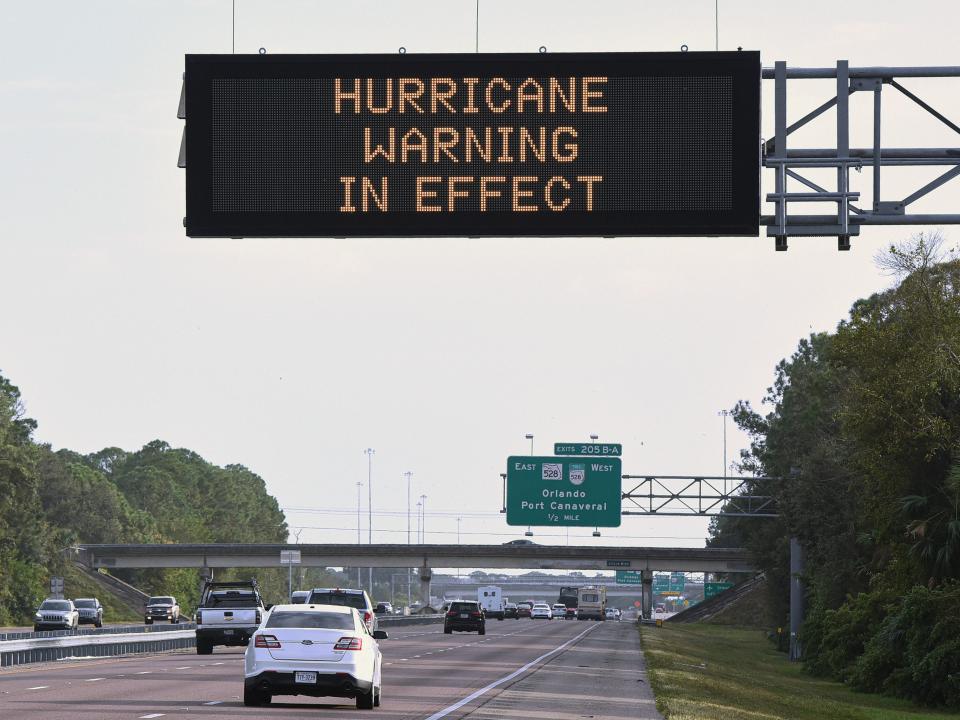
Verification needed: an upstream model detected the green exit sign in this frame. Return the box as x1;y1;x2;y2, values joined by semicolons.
554;443;622;456
616;570;642;584
705;582;734;599
506;456;622;527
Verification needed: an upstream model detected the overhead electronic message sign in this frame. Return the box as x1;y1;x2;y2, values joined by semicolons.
183;51;760;237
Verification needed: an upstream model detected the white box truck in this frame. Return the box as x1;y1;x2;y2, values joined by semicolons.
477;586;505;620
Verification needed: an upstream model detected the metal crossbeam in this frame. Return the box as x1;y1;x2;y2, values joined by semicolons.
620;475;780;517
764;62;960;250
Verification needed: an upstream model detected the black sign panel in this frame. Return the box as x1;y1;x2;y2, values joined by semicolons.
184;52;760;237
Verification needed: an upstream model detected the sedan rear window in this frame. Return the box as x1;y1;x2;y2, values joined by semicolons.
147;597;175;605
266;611;355;630
308;593;366;610
74;600;97;608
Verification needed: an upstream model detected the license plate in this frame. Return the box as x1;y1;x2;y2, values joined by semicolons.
223;629;233;635
295;671;317;684
460;613;469;618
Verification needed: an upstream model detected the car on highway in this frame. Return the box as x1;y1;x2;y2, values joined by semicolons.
307;588;378;634
444;600;486;634
33;598;79;632
196;580;265;654
244;603;388;709
74;597;104;627
502;539;538;546
503;602;518;619
516;602;532;618
374;602;394;615
605;607;621;621
144;595;181;624
552;603;569;619
290;590;310;604
530;603;552;619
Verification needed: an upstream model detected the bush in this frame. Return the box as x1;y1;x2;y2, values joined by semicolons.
802;586;896;681
850;582;960;708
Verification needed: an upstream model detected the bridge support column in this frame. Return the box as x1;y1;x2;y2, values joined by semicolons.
789;537;805;661
199;566;212;599
419;565;432;609
641;572;653;620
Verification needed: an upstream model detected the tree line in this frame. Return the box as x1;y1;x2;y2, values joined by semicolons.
709;235;960;708
0;373;293;622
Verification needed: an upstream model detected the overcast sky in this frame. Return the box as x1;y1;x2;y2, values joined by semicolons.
2;1;959;554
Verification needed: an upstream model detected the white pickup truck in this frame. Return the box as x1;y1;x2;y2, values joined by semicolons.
195;580;265;655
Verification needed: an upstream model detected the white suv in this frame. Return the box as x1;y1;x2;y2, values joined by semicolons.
34;599;79;632
306;588;377;633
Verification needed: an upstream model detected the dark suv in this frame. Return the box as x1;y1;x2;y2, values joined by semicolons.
444;600;485;635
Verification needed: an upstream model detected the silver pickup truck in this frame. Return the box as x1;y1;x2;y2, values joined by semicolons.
195;580;265;655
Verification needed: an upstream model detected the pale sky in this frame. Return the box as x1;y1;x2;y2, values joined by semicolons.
2;1;959;553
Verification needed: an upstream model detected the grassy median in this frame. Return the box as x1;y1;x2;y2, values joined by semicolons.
639;623;955;720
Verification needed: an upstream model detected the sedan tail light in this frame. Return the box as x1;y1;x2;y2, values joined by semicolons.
255;610;262;624
254;634;281;648
195;611;202;624
471;612;482;618
334;636;363;651
363;611;372;624
446;611;457;617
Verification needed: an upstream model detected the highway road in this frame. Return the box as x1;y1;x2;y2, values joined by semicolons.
0;619;660;719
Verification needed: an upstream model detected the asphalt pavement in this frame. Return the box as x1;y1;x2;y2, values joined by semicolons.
0;618;661;719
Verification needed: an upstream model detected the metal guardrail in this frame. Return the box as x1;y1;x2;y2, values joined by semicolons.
0;622;196;643
0;627;196;668
378;614;443;626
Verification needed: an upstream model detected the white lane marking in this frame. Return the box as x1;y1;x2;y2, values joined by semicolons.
135;671;151;675
423;624;598;720
85;677;105;682
139;714;166;719
211;662;225;666
175;666;192;670
203;701;222;705
27;686;49;690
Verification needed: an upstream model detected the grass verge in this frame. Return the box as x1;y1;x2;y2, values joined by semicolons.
639;623;954;720
63;565;142;623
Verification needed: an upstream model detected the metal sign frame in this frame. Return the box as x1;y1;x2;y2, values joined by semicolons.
762;62;960;250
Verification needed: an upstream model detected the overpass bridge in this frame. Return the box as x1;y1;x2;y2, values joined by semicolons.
77;543;753;618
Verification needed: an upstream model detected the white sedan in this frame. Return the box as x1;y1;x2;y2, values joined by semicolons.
244;604;387;709
530;603;553;619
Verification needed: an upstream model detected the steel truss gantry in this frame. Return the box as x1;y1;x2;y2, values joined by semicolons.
763;62;960;250
620;475;779;517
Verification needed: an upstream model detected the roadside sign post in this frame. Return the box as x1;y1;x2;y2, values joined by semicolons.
506;456;622;527
50;576;64;599
280;550;302;599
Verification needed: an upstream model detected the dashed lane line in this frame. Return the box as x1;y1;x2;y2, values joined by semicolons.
26;686;49;690
138;714;165;719
423;623;599;720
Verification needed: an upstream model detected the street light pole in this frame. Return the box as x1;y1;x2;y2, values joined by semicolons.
364;448;375;594
356;481;363;587
525;434;534;536
416;501;422;544
420;494;427;543
718;410;730;494
404;471;413;544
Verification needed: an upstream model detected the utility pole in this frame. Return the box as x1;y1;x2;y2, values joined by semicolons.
420;494;427;543
364;448;375;594
356;481;363;588
525;433;534;536
404;469;413;613
718;409;730;494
